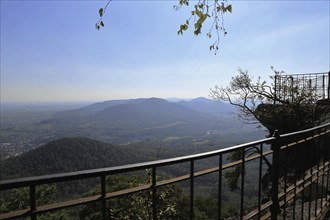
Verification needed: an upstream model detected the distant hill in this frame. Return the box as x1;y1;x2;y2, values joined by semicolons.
37;97;246;144
91;98;209;128
0;137;146;180
53;99;144;118
177;97;235;115
53;97;235;118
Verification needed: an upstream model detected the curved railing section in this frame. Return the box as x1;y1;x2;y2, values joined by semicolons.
1;123;329;220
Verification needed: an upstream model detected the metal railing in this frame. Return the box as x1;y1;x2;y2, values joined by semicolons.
1;123;329;220
274;72;330;102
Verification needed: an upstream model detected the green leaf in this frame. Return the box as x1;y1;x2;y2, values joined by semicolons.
196;9;203;18
226;5;232;13
99;8;103;17
194;22;201;30
100;21;104;27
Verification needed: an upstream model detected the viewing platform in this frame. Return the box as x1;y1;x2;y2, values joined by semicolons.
1;123;329;220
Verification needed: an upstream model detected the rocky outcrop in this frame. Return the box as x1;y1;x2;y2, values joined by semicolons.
255;103;314;135
314;99;330;125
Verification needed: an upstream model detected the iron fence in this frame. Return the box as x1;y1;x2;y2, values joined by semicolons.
0;123;329;220
274;72;330;103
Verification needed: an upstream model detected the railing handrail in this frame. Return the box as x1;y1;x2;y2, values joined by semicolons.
280;122;330;138
0;137;275;189
1;123;329;191
276;71;329;77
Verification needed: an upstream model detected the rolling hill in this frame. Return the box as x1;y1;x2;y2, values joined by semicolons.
177;97;235;115
0;137;147;180
39;97;239;144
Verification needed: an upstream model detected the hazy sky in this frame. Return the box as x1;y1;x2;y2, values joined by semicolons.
1;1;329;102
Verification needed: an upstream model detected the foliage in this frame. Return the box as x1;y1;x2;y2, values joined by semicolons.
0;184;56;214
95;0;232;54
79;174;189;220
210;67;315;135
210;67;317;193
78;173;242;219
0;137;142;180
223;150;243;191
175;0;232;54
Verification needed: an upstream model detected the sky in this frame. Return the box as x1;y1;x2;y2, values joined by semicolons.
1;0;329;102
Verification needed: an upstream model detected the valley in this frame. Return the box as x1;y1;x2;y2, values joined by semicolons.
0;97;269;219
0;97;265;160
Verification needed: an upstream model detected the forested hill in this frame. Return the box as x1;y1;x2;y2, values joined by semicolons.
0;137;148;180
38;97;238;144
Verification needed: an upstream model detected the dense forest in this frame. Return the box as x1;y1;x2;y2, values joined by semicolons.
0;136;265;219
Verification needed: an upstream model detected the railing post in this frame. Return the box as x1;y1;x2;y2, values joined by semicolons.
271;130;280;220
328;71;330;99
218;154;222;220
101;175;106;220
30;185;36;220
240;148;246;220
190;160;194;220
152;167;157;220
258;144;264;220
274;75;277;105
322;74;325;99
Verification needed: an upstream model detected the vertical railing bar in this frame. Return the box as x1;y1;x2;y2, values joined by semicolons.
308;138;313;220
322;74;325;99
301;137;306;219
274;75;277;104
315;139;320;218
279;77;286;100
326;127;330;205
322;126;329;211
271;130;280;220
257;144;263;220
283;148;288;220
314;73;317;100
302;75;305;96
320;128;326;211
240;148;245;220
218;154;222;220
327;71;330;99
320;156;325;210
101;175;106;220
30;185;36;220
190;160;194;220
292;142;297;220
152;167;157;220
291;76;294;102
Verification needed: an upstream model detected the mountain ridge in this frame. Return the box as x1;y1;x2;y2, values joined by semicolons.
53;97;233;118
37;97;239;144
